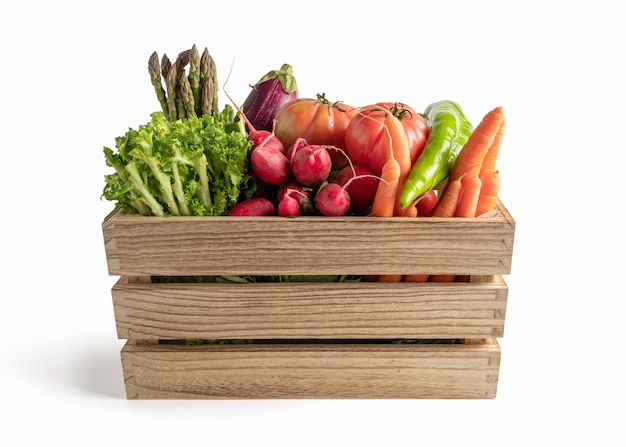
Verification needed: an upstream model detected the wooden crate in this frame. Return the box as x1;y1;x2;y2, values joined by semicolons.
102;200;515;399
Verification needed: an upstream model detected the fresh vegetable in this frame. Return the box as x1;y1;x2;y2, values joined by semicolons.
445;107;505;187
241;64;299;132
370;134;401;219
398;100;473;209
103;107;251;216
277;181;314;214
377;275;404;282
334;165;379;214
436;106;505;217
364;108;411;217
345;102;428;177
222;75;295;190
315;173;374;216
415;190;437;217
228;197;276;216
250;145;292;186
475;171;501;216
290;145;333;186
476;114;506;215
478;113;506;179
274;93;357;168
433;176;463;217
371;155;401;218
315;182;351;216
277;194;301;217
402;274;429;282
428;274;457;282
248;129;285;153
148;45;219;121
368;109;410;281
455;175;482;217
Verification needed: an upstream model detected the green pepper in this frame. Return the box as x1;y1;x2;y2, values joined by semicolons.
399;100;473;208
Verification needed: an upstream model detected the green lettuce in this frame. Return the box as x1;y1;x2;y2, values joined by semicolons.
103;105;251;216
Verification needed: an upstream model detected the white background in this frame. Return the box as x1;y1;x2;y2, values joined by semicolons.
2;1;624;445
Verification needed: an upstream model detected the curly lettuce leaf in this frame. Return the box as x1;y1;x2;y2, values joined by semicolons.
103;105;251;216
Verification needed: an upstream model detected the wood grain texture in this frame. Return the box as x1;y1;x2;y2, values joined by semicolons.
102;200;515;277
102;199;516;399
112;275;508;340
121;339;501;399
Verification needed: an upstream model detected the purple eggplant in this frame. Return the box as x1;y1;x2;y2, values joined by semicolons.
241;64;298;132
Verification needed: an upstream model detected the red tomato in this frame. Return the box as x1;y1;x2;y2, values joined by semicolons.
274;93;358;168
344;102;429;176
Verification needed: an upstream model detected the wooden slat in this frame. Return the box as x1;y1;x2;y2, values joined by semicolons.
121;339;501;399
102;200;515;277
112;276;508;340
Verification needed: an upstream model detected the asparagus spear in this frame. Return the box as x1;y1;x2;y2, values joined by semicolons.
199;48;212;116
161;54;171;80
179;73;196;119
173;50;192;119
188;44;202;117
199;47;210;82
149;46;217;120
148;52;169;117
165;60;179;121
175;49;190;68
207;52;219;114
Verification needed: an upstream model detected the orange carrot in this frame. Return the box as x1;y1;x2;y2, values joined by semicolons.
377;274;404;282
454;175;482;217
402;202;418;217
429;274;456;282
368;111;411;282
370;110;405;218
371;110;412;217
432;177;463;217
476;170;501;216
371;157;401;217
402;274;429;282
474;113;505;216
479;117;506;178
445;106;505;188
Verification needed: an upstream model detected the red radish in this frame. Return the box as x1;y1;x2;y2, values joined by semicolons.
334;165;379;213
285;137;309;163
326;146;352;169
278;195;301;217
277;181;312;205
250;145;292;186
415;189;438;217
278;182;312;205
316;173;381;216
278;182;315;214
228;197;276;216
249;129;284;153
315;183;351;216
291;145;332;186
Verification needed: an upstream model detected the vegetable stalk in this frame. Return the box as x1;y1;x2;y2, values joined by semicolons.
149;45;220;121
